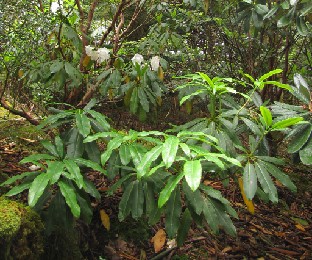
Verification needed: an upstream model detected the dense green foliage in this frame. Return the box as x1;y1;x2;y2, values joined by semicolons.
0;0;311;255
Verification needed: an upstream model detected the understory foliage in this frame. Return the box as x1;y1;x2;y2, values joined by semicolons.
0;0;311;253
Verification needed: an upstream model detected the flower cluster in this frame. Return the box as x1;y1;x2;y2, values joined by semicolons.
85;45;110;63
131;54;160;71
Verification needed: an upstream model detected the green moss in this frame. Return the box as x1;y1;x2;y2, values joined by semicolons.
0;197;44;260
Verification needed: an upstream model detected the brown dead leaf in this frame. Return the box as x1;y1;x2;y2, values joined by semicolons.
151;229;166;253
100;209;110;231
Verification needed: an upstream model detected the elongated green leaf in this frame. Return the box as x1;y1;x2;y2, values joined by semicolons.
41;140;59;157
158;172;184;208
63;159;84;189
129;144;146;167
87;110;110;131
177;208;192;246
243;162;257;200
38;112;73;130
242;118;262;135
76;113;91;137
83;178;100;200
203;197;218;233
260;106;272;127
74;158;106;174
59;179;80;218
184;160;202;191
260;161;297;192
288;124;312;153
55;136;64;159
165;187;182;238
107;173;136;195
119;144;131;166
1;171;38;187
76;193;93;224
254;162;278;202
263;81;292;91
6;182;32;196
20;154;56;164
162;136;180;168
101;136;124;165
47;161;64;185
259;69;283;82
182;181;203;215
130;87;139;114
137;145;163;178
118;180;136;221
67;128;84;158
138;87;149;112
210;199;236;236
129;180;144;219
84;131;119;143
85;141;101;164
299;137;312;165
28;173;51;207
144;182;157;216
272;117;303;130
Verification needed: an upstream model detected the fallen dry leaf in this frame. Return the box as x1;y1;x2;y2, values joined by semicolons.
238;177;255;214
100;209;110;231
151;229;166;253
295;223;306;232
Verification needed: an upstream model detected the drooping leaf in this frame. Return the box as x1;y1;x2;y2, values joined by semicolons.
6;182;32;197
55;136;64;159
238;177;255;214
74;158;106;174
260;161;297;192
182;180;204;215
162;136;180;168
118;180;136;221
85;141;101;164
87;110;110;131
63;159;84;189
254;162;278;202
67;128;84;159
83;178;101;200
75;113;91;137
177;208;192;246
28;173;51;207
202;197;219;234
242;118;262;135
129;180;144;219
299;137;312;165
137;145;163;178
158;172;184;208
165;187;182;238
184;160;202;191
243;162;257;200
0;171;38;187
59;179;80;218
288;124;312;153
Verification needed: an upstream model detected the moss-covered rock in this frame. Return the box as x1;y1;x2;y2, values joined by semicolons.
0;196;44;260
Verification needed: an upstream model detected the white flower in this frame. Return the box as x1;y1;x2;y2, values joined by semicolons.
132;53;144;65
150;56;160;71
97;48;110;63
85;45;98;60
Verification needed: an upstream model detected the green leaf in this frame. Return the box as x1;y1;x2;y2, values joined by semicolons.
101;136;124;165
47;161;64;185
59;179;80;218
202;197;218;233
50;60;63;73
129;144;146;167
263;81;292;91
182;181;203;215
158;172;184;208
63;159;84;189
259;69;283;82
6;182;32;196
107;173;136;195
299;137;312;165
65;62;82;84
272;117;303;130
55;136;64;159
130;87;139;114
138;87;149;112
28;173;51;207
184;160;202;191
75;113;91;137
20;154;56;164
177;208;192;246
83;178;101;200
38;111;74;130
118;180;136;221
288;124;312;153
87;110;110;131
119;144;131;166
67;128;85;158
260;161;297;192
254;162;278;202
162;136;180;168
137;145;163;178
129;180;144;220
74;158;106;174
41;140;59;157
144;182;157;216
85;141;101;164
296;16;309;36
260;106;272;127
242;118;262;135
0;171;38;187
243;162;257;200
165;187;182;238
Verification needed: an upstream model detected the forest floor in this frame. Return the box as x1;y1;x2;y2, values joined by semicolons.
0;103;311;260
